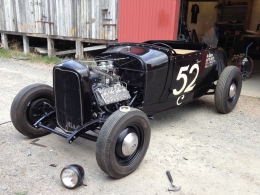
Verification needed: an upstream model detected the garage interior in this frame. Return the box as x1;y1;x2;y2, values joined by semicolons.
180;0;260;97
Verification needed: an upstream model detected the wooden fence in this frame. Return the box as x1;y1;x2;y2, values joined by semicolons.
0;0;118;58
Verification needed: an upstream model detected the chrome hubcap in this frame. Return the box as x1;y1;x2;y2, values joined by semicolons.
122;132;139;156
229;83;237;98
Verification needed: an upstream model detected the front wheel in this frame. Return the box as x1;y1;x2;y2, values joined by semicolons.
10;84;56;138
96;107;151;178
215;66;242;113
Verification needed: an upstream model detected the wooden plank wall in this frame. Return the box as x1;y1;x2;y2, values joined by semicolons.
0;0;118;41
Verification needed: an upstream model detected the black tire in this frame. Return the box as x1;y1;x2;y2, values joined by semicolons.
215;66;242;113
96;108;151;178
10;84;56;138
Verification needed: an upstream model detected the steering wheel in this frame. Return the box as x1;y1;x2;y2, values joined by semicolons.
152;42;176;55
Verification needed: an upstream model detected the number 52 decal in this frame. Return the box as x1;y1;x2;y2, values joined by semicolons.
173;63;199;96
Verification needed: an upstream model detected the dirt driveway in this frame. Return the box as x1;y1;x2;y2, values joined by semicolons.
0;58;259;195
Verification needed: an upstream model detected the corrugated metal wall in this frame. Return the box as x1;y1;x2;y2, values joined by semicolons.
118;0;180;42
0;0;118;40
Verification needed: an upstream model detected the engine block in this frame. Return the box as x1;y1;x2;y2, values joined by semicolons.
94;84;131;106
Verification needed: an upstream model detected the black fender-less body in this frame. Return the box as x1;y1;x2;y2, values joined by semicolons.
98;41;226;115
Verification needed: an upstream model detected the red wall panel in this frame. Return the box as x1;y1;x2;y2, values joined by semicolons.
118;0;181;42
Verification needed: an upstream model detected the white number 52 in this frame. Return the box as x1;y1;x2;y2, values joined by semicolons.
173;64;199;96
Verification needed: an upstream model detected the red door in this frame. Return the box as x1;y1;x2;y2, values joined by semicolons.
118;0;181;42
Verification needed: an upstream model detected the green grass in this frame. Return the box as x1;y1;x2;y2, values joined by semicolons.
30;53;62;64
0;48;14;58
0;48;62;65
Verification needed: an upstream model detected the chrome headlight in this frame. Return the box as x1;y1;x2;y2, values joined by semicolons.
60;164;85;189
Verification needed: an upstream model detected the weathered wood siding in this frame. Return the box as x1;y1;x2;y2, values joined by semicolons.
0;0;118;41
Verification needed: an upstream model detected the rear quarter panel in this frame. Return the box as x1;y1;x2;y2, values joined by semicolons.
143;47;221;115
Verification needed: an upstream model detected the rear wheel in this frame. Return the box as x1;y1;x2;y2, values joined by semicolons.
96;107;151;178
10;84;56;138
215;66;242;113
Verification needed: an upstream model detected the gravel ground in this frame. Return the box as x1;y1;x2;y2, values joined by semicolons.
0;58;260;195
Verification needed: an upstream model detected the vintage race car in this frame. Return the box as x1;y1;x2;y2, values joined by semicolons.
10;41;242;178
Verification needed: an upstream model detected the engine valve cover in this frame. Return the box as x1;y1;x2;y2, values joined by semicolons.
94;84;131;106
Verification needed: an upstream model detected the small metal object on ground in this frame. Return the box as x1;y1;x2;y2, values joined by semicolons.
28;148;31;156
31;138;40;143
166;171;181;192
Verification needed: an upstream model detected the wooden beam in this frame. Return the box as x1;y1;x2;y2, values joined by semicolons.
47;38;55;57
55;45;107;56
35;47;48;54
75;41;84;59
83;45;107;52
1;33;9;49
23;35;30;54
55;49;76;56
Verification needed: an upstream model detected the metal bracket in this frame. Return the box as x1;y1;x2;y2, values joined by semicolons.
67;118;106;143
37;117;107;143
103;24;116;27
33;110;55;127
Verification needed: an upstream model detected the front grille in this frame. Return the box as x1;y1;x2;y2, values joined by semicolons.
54;69;82;132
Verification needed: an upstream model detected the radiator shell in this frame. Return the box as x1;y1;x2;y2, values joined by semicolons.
53;60;92;132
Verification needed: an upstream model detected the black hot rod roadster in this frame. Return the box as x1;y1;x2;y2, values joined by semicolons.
11;41;242;178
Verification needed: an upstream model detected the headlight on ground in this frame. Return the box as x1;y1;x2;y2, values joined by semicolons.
60;164;85;189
